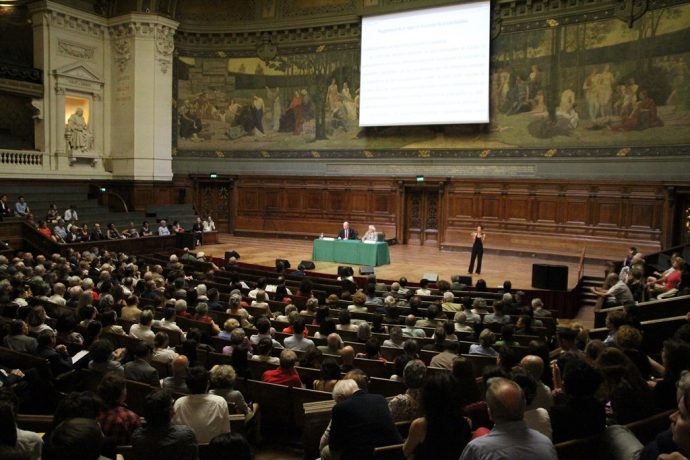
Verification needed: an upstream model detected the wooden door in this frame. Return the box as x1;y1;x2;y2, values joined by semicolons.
404;190;439;246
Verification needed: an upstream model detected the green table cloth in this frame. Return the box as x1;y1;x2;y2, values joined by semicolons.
312;239;390;266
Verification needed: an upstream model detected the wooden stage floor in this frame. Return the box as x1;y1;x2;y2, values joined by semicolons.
199;235;611;291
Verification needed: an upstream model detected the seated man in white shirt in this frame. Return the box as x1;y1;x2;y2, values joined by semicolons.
130;310;155;344
158;219;171;236
284;318;315;352
172;366;230;444
14;196;30;216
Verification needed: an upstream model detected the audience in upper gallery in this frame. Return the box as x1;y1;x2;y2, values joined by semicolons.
157;219;171;236
14;195;31;217
63;204;78;222
203;215;216;232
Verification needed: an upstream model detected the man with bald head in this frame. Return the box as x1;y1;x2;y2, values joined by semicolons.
337;221;357;240
402;314;426;338
317;333;343;355
520;355;553;410
161;355;190;393
340;345;355;373
460;377;557;459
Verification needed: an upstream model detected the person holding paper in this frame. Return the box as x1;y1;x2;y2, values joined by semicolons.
361;225;377;242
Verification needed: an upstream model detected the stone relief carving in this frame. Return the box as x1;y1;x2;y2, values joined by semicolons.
58;40;95;60
112;39;131;73
155;26;175;74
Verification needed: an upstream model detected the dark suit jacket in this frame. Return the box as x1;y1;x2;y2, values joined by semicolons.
337;228;358;240
124;359;160;387
36;345;73;376
329;390;402;460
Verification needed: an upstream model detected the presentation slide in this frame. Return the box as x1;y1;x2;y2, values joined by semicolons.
359;2;491;127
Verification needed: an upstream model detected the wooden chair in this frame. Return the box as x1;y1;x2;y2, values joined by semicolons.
373;443;405;460
554;434;601;460
368;377;407;398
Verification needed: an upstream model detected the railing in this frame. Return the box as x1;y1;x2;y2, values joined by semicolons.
0;149;45;170
577;246;586;281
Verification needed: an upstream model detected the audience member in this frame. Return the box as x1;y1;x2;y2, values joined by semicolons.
460;377;557;459
172;366;230;443
261;349;303;388
132;389;198;460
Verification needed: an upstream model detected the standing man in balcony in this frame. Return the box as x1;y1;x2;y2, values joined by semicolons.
64;204;78;222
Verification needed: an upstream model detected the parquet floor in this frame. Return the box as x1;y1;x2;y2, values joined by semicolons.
199;235;611;291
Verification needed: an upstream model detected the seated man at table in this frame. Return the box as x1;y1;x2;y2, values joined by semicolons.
337;221;357;240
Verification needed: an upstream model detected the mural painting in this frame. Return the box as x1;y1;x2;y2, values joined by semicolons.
174;3;690;153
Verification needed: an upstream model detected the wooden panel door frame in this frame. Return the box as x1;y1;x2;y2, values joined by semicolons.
397;179;448;247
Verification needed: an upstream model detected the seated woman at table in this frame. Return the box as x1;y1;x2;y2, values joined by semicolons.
361;225;377;242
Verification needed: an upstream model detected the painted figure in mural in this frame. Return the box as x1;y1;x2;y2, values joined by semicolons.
583;67;600;121
528;64;542;99
597;64;615;119
340;82;357;120
251;95;265;135
179;102;202;140
289;90;304;135
618;78;639;118
504;75;530;115
614;90;664;131
65;108;93;152
327;79;340;112
498;67;511;112
226;99;241;125
555;89;579;130
265;87;282;132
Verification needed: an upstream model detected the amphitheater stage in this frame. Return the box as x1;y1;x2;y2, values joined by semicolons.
199;235;612;291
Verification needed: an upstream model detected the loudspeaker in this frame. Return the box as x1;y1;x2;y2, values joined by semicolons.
531;264;550;290
176;233;195;249
376;232;385;242
359;266;375;275
455;275;473;286
224;251;241;260
532;264;569;291
338;266;354;277
422;272;439;282
547;265;569;291
300;260;315;270
275;258;291;271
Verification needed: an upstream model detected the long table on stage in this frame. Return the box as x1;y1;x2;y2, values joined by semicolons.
312;239;390;266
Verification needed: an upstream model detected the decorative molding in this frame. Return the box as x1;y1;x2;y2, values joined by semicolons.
57;40;96;60
53;63;104;93
42;8;108;38
0;78;43;98
175;22;360;52
173;146;690;160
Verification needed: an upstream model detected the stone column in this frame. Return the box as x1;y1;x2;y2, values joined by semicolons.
109;14;179;182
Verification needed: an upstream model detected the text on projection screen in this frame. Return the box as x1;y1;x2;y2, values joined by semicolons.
359;2;491;127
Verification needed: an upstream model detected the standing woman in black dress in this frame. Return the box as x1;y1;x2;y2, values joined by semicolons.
468;225;486;275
